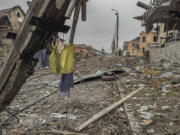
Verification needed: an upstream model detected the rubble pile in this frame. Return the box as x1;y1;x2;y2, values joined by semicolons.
0;56;179;135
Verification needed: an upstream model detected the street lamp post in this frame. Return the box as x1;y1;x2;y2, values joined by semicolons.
112;9;119;55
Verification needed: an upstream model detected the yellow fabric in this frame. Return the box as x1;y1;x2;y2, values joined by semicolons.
49;43;74;74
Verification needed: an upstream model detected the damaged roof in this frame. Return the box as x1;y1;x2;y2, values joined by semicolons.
0;5;25;16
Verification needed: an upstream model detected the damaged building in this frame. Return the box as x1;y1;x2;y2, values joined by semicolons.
123;31;159;57
0;1;179;135
124;0;180;65
0;6;25;65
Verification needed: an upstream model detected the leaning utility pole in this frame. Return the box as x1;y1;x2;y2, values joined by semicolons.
0;0;88;113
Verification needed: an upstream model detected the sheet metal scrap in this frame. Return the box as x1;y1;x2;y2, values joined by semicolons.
74;69;125;84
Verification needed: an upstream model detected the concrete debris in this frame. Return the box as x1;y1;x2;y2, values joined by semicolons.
147;129;155;134
50;113;77;120
139;111;153;120
135;66;141;72
162;106;171;111
0;55;179;135
0;0;180;134
160;72;174;78
161;84;171;93
170;77;180;84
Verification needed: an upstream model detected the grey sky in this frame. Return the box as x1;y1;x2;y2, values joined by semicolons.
0;0;150;51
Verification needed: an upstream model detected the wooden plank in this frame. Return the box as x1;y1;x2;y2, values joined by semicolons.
117;81;142;135
75;87;144;132
36;129;89;135
0;0;71;112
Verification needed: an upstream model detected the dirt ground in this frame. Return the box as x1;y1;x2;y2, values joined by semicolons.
0;56;180;135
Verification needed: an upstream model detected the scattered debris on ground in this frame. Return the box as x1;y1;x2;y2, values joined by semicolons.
0;56;179;135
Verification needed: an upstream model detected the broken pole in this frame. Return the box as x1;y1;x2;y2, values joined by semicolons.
136;1;148;10
81;0;87;21
75;87;144;132
69;0;83;43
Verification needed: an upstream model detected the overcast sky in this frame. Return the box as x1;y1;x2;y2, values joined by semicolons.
0;0;150;51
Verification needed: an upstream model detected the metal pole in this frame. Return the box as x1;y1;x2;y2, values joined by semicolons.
112;9;119;55
166;19;169;42
157;22;159;42
116;12;119;55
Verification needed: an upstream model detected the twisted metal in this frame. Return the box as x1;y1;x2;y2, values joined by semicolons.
142;0;170;25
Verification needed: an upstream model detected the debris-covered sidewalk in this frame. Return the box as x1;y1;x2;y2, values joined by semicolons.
0;56;180;135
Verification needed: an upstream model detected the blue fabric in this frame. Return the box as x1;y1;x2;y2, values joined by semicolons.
59;72;74;94
34;49;49;69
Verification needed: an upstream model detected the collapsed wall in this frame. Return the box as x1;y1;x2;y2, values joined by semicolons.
149;41;180;65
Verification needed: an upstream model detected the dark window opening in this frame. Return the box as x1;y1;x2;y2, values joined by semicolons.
0;16;10;26
142;37;146;42
142;48;145;53
0;38;2;47
153;36;158;42
164;25;166;32
169;32;173;36
17;12;21;18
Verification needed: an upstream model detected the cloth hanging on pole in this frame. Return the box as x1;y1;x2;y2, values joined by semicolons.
49;42;74;94
49;42;74;74
59;72;74;94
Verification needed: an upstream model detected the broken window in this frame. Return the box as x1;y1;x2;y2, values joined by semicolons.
142;36;146;42
169;32;173;36
17;12;21;18
142;48;145;53
0;16;10;27
16;11;24;23
153;36;158;42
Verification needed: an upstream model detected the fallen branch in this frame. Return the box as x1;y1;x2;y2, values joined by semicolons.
75;87;144;132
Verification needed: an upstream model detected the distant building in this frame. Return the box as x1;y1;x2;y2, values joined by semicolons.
122;41;129;56
74;44;100;58
0;6;25;48
0;6;25;64
123;31;160;57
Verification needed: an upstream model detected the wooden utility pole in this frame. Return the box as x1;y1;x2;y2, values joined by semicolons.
0;0;88;113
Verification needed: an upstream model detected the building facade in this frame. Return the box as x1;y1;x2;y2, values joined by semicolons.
123;31;159;56
0;6;25;65
0;6;25;47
